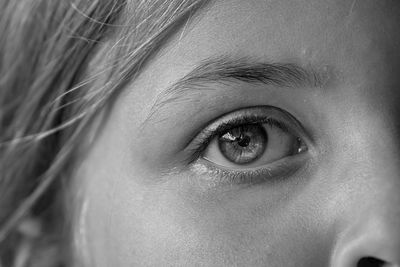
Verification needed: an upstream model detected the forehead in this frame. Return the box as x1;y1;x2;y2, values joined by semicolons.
170;0;399;61
138;0;400;110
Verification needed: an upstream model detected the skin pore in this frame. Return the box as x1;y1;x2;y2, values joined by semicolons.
72;0;400;266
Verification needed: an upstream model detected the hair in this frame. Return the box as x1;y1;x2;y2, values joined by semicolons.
0;0;208;266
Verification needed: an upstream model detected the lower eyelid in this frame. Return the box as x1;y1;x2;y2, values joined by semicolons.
190;152;310;188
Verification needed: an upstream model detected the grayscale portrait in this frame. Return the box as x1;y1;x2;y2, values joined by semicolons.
0;0;399;266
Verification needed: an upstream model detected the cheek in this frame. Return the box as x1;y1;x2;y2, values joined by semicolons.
75;153;334;267
71;101;334;266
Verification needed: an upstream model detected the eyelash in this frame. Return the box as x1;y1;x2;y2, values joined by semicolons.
189;156;304;186
183;107;311;186
187;113;292;163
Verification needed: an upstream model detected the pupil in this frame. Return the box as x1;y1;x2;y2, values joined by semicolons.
237;135;250;147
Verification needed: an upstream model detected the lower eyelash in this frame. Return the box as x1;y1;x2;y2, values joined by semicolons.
190;154;307;188
190;160;272;186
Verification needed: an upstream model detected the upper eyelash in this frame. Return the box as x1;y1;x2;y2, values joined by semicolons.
186;115;291;164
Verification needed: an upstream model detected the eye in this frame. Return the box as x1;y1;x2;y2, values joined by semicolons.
185;106;312;184
203;119;307;168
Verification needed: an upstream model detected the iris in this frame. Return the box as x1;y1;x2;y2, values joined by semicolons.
218;124;267;164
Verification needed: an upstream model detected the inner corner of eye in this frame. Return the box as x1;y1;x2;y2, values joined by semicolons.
296;137;308;154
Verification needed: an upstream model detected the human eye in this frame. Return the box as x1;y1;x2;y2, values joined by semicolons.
185;106;313;186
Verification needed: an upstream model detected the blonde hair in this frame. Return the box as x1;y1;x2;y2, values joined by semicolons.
0;0;208;265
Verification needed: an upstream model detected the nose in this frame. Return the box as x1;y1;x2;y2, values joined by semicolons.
331;214;400;267
330;135;400;267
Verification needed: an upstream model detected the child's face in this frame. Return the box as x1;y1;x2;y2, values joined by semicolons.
73;0;400;266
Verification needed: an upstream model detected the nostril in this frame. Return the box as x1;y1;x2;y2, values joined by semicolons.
357;257;387;267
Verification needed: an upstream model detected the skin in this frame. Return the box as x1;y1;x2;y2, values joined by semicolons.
72;0;400;266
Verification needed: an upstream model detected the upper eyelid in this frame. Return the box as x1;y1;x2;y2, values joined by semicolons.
195;106;309;142
201;117;287;146
184;106;314;162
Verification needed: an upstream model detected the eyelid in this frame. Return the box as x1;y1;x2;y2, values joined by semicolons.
185;106;314;164
190;151;310;187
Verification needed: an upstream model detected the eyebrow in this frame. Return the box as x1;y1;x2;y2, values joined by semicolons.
144;55;327;125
